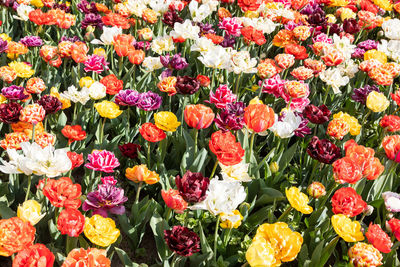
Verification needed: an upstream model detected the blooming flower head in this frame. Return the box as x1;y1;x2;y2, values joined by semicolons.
43;177;82;209
382;135;400;163
176;171;210;203
1;85;29;100
382;192;400;212
94;100;123;119
19;104;46;125
332;214;364;242
125;164;160;184
57;208;85;237
8;61;34;78
0;132;29;150
285;187;313;214
62;125;86;144
164;226;200;257
13;244;55;267
206;84;237;109
82;183;128;217
366;223;392;253
0;142;72;177
331;187;367;217
85;150;120;173
0;217;36;256
154;111;181;132
366;91;390;112
139;122;166;142
219;161;252;182
209;130;245;166
190;179;246;216
84;215;120;247
84;54;109;73
246;222;303;266
244;104;275;133
63;248;111;267
220;210;243;229
184;104;215;129
161;189;188;214
17;200;45;226
348;243;383;267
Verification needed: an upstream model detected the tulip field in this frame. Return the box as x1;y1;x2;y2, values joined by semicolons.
1;0;400;266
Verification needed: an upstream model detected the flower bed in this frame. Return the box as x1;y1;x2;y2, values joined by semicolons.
0;0;400;266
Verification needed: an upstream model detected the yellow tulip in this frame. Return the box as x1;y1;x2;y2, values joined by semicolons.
79;76;94;88
366;91;390;113
364;50;387;64
331;214;364;242
220;210;243;229
285;187;313;214
94;100;123;119
246;222;303;266
154;111;181;132
84;215;120;247
17;200;45;226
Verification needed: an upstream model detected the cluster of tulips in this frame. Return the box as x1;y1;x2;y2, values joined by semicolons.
1;0;400;266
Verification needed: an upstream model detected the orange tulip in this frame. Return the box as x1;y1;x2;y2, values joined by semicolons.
184;104;215;129
244;104;275;133
113;34;135;57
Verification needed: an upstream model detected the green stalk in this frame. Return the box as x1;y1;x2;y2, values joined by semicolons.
194;128;199;156
277;206;293;221
248;132;256;163
210;161;218;179
98;117;106;144
25;175;31;202
213;215;220;263
135;182;143;204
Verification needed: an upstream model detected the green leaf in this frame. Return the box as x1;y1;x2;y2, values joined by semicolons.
149;212;171;261
0;204;16;219
115;247;140;267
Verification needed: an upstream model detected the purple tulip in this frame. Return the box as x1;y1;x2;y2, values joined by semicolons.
214;102;246;132
2;85;29;100
115;89;140;106
19;36;43;47
136;91;162;111
82;183;128;217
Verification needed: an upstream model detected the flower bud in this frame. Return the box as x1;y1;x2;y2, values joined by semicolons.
17;200;45;225
269;162;279;173
307;182;326;198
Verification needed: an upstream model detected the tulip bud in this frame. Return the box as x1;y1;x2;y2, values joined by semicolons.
17;200;45;225
307;182;326;198
269;162;279;173
85;31;96;42
161;189;187;214
363;205;374;216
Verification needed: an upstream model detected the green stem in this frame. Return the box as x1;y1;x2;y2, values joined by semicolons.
392;106;400;115
31;123;36;143
147;142;151;167
248;132;256;163
194;128;199;156
277;206;293;221
135;182;143;204
224;227;233;247
234;73;241;96
66;235;77;254
210;161;218;179
214;215;220;263
323;86;330;104
25;175;32;202
99;117;106;144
